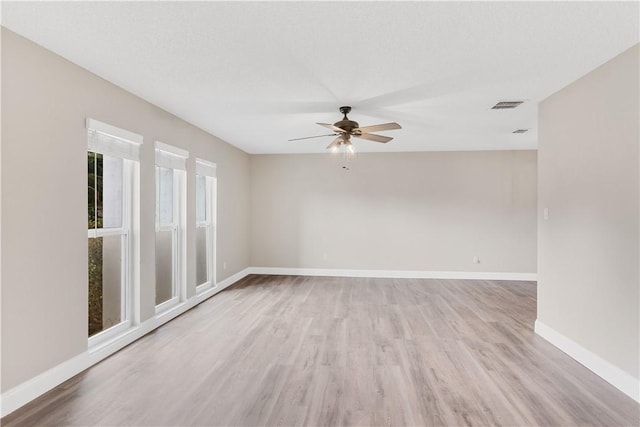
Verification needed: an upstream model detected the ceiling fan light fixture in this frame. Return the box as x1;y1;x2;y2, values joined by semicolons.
345;140;355;154
329;138;356;158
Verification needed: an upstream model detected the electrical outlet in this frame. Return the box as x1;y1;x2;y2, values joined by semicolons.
323;253;327;261
223;261;227;270
473;256;480;264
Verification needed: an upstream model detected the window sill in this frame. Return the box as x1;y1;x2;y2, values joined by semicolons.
88;322;137;354
155;300;188;323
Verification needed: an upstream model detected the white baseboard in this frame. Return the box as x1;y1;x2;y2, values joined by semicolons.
196;267;252;303
535;320;640;402
0;267;252;418
248;267;537;282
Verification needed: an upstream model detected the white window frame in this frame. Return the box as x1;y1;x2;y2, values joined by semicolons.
86;119;142;348
195;159;217;293
155;142;188;314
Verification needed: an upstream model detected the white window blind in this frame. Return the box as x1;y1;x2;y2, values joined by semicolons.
157;166;174;225
196;174;207;223
86;118;143;161
196;158;217;177
155;141;189;170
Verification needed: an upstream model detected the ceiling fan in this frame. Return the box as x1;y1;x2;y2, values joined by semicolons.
289;106;401;152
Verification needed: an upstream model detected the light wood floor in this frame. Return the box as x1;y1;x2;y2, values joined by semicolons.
3;275;639;426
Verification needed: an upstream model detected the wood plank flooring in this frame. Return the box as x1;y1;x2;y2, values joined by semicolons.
3;275;639;426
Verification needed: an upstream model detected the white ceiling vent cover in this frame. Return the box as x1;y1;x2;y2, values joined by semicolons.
491;101;524;109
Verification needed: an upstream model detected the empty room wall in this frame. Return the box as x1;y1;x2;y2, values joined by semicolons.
251;150;537;274
537;44;639;395
1;28;251;392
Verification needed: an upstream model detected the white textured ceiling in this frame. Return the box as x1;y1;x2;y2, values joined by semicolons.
2;1;638;154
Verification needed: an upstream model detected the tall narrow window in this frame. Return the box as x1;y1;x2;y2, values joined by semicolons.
87;119;142;343
195;159;217;293
155;142;188;312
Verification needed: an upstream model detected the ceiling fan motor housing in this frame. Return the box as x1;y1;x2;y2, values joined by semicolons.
335;106;359;132
334;119;359;133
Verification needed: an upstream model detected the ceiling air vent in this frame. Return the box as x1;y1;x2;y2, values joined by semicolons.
491;101;523;109
512;129;528;134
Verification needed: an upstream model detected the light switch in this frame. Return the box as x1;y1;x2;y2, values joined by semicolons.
543;208;549;220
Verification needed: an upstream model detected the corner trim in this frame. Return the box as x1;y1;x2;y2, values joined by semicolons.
248;267;537;281
535;319;640;402
0;267;252;418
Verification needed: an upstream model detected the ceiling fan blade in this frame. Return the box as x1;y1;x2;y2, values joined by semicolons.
288;133;337;141
355;122;402;133
355;133;393;143
317;122;346;133
326;137;343;150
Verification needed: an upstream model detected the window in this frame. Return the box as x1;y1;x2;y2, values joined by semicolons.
87;119;141;344
195;159;217;293
155;141;188;312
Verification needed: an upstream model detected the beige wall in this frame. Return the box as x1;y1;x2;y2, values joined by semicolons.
538;44;639;379
251;151;537;273
1;28;251;391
